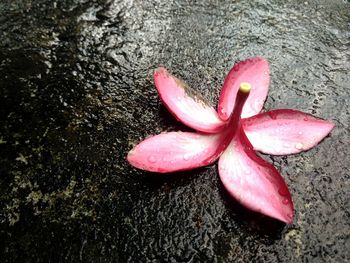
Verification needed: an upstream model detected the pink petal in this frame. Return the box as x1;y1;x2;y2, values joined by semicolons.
218;126;294;224
242;109;335;155
154;68;225;133
218;57;270;120
127;131;228;173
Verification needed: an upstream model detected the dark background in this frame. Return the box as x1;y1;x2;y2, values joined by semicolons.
0;0;349;262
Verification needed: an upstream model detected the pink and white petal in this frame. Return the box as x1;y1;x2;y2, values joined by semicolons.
154;68;225;133
218;127;294;224
242;109;335;155
127;131;227;173
218;57;270;120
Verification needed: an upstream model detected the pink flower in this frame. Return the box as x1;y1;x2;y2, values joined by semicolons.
127;57;334;224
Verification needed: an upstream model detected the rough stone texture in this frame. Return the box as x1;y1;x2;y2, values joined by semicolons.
0;0;349;262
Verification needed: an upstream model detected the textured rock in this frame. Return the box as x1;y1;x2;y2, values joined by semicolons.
0;0;349;262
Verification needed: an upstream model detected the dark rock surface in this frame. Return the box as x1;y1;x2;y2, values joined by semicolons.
0;0;349;262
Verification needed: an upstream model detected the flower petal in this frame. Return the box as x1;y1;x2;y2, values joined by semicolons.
242;109;335;155
218;126;294;224
218;57;270;120
154;68;225;133
127;131;228;173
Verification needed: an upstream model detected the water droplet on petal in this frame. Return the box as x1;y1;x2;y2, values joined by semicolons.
295;142;304;150
244;169;251;174
219;106;226;116
176;96;182;101
219;164;226;171
162;156;168;162
278;187;289;196
183;153;190;161
148;155;157;163
268;112;277;120
135;145;143;152
245;119;252;126
257;100;264;108
282;198;289;205
298;131;303;135
303;117;308;121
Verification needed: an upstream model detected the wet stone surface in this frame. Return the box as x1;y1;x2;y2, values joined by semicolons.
0;0;349;262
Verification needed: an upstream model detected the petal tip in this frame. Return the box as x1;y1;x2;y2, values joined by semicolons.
154;67;168;78
252;56;268;63
126;148;137;167
266;199;294;224
286;215;294;225
281;206;294;224
283;212;294;225
269;201;294;224
218;56;271;120
328;121;336;132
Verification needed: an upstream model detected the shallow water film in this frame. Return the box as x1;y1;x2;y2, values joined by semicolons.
0;0;349;262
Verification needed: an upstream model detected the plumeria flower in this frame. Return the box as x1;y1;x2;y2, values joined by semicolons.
127;57;334;224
